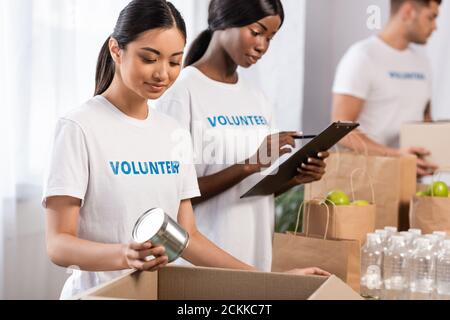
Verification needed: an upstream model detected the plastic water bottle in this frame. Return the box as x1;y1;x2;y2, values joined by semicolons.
425;234;444;298
385;227;398;238
361;233;383;299
409;238;436;300
383;235;409;300
433;231;447;241
399;232;414;247
409;232;426;250
399;232;415;261
408;229;422;239
436;240;450;300
383;227;400;254
375;229;388;242
408;229;422;250
425;234;441;259
432;232;447;253
375;229;388;252
425;234;440;247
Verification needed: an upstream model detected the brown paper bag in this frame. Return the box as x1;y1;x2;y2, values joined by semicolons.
410;170;450;233
305;152;417;230
272;201;361;292
272;233;361;292
304;200;376;246
417;184;429;192
410;197;450;234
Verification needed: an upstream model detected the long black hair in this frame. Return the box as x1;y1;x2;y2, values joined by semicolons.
184;0;284;67
95;0;187;96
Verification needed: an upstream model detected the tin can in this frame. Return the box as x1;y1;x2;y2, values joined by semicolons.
132;208;189;263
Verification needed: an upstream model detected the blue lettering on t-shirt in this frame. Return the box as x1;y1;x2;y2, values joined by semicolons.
131;162;140;175
110;162;120;175
158;161;166;174
218;116;228;126
149;162;159;175
165;161;172;174
260;116;268;125
172;162;180;173
207;117;217;127
239;116;249;126
207;115;269;128
109;161;181;176
121;162;131;175
139;162;149;174
388;71;426;80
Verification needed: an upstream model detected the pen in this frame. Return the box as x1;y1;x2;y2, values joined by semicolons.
294;135;317;140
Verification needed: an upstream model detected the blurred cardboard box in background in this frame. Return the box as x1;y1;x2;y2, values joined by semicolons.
401;122;450;169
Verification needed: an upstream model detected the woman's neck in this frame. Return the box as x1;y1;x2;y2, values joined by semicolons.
193;33;239;84
102;74;149;120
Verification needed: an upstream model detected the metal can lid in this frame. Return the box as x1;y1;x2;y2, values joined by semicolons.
132;208;166;243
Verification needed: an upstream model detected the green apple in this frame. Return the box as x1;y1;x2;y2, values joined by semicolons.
351;200;370;206
327;190;351;206
427;182;449;198
416;191;429;197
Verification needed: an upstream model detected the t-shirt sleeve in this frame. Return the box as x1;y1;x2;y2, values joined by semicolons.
256;89;279;134
156;86;192;132
42;119;89;208
178;133;201;200
266;98;279;134
333;46;373;100
425;57;433;100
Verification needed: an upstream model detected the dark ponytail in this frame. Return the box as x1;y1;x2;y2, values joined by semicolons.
184;30;213;67
95;38;115;96
94;0;187;96
184;0;284;67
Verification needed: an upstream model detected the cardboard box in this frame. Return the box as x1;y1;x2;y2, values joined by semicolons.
75;266;363;300
401;122;450;169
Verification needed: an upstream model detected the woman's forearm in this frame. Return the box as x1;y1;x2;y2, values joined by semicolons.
47;233;127;272
339;130;398;156
192;164;259;206
182;231;256;272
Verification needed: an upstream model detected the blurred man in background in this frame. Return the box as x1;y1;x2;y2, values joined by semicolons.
332;0;441;177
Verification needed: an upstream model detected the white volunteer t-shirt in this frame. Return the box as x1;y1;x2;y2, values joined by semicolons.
333;36;432;148
43;96;200;299
157;66;276;272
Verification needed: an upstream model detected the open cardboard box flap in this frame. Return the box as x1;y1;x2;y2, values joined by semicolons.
75;266;363;301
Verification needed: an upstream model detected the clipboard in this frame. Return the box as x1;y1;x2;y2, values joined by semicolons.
241;121;360;198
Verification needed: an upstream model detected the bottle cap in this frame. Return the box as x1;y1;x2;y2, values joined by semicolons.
385;227;398;233
367;233;380;242
408;229;422;236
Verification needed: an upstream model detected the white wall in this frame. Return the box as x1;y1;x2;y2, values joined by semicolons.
428;0;450;120
302;0;389;134
4;188;69;300
1;0;133;300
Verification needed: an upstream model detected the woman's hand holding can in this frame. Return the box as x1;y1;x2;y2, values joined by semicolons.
122;241;169;272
